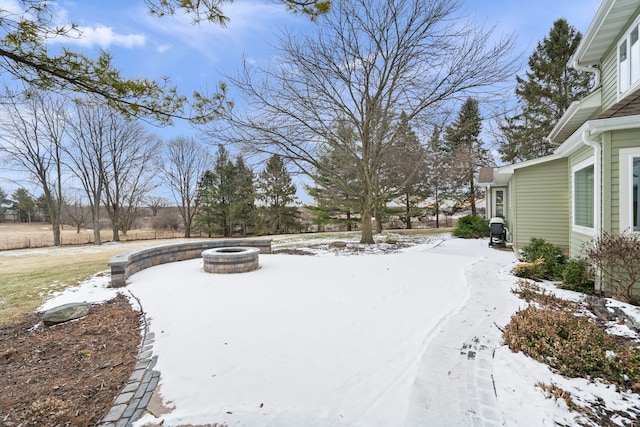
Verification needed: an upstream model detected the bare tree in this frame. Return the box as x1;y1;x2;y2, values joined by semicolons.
0;88;66;245
217;0;516;243
65;101;110;244
101;119;159;239
160;136;211;237
146;195;170;216
65;101;158;242
62;194;91;233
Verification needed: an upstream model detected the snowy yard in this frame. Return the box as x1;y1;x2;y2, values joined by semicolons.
41;234;640;426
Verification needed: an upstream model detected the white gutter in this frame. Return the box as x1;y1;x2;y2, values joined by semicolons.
581;129;603;293
572;59;600;91
581;129;601;238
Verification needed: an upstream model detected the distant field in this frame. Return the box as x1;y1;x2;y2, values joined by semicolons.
0;223;183;250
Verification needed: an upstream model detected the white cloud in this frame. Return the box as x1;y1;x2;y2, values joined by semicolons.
156;43;172;53
52;25;146;49
0;0;24;15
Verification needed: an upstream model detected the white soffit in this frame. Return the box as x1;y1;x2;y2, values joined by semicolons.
575;0;640;66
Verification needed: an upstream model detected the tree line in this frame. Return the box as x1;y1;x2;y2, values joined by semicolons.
0;92;308;245
0;0;591;246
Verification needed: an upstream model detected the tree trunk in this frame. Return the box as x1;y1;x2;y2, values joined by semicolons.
405;193;412;230
360;198;374;244
470;178;477;216
91;201;101;245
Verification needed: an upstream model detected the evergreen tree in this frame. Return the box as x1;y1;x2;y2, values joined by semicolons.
424;126;453;228
231;156;256;236
306;121;362;232
444;97;492;216
256;155;300;234
11;188;36;223
195;146;236;237
499;19;592;163
385;112;429;229
195;170;217;237
0;186;9;222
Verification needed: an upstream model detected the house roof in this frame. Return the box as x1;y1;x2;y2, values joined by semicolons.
597;87;640;118
573;0;640;66
549;88;602;144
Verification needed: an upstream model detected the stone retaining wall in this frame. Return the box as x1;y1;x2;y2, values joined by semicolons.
108;239;272;287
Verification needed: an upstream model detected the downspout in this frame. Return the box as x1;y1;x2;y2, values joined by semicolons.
582;128;602;292
572;59;600;91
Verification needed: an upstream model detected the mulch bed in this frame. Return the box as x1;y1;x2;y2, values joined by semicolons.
0;294;142;426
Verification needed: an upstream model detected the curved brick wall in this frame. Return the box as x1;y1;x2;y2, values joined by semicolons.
108;239;272;287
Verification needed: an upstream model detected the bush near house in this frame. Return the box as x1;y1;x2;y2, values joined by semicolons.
560;258;595;294
583;231;640;304
452;215;489;239
518;238;567;280
506;280;640;393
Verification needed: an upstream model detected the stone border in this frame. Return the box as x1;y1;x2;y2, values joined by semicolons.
108;239;272;287
97;323;159;427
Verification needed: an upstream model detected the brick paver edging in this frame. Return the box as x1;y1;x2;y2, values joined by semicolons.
97;321;159;427
108;238;272;287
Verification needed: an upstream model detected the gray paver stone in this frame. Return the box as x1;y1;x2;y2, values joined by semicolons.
114;391;135;406
134;383;146;399
148;375;160;391
123;399;140;419
102;404;127;423
129;368;145;382
140;390;153;408
121;382;138;394
131;408;145;421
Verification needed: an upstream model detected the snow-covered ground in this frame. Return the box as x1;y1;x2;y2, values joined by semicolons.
40;234;640;426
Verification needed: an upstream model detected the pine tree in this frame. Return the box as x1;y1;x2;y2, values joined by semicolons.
231;156;256;236
444;97;492;216
194;170;217;237
385;112;429;229
424;126;452;228
499;19;592;163
11;188;36;223
256;155;300;234
0;186;9;222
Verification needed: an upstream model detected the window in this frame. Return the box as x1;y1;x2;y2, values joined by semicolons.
494;189;505;218
634;158;639;231
573;163;594;230
618;149;640;233
618;21;640;96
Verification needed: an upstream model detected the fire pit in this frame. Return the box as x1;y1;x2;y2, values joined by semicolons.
202;247;260;274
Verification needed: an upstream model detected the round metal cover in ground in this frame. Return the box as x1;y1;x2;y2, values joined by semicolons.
202;247;260;274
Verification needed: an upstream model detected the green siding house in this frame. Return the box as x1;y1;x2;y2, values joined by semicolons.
480;0;640;293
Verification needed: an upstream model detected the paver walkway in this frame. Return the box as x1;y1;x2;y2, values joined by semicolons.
404;238;518;426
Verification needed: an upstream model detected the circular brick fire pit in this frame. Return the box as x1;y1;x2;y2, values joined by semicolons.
202;247;260;274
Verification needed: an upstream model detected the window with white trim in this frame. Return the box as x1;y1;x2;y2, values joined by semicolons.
634;157;639;231
620;148;640;233
494;188;505;218
573;161;594;231
618;19;640;96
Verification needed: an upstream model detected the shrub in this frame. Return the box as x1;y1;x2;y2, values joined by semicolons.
583;231;640;304
503;306;640;391
560;259;595;294
521;238;567;280
513;259;546;280
453;215;489;239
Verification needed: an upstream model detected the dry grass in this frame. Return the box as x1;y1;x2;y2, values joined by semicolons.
0;232;193;325
0;223;182;250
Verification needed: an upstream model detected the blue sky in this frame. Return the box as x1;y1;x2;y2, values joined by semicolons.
0;0;603;199
18;0;603;137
